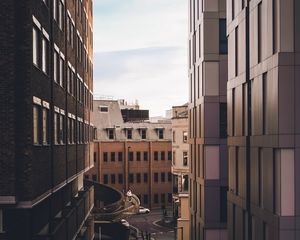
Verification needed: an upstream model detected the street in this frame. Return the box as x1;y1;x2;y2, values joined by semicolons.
127;209;175;240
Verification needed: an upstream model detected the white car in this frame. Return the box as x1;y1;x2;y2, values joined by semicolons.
120;219;130;227
138;206;150;214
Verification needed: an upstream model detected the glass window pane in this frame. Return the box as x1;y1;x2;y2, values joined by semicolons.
33;28;38;66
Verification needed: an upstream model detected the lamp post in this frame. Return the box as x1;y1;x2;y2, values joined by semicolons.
127;146;131;191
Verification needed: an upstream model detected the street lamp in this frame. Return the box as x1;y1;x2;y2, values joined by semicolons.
127;146;131;191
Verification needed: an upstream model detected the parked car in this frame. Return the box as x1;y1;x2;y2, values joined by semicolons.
120;219;130;227
138;206;150;214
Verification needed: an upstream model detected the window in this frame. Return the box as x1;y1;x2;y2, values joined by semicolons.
136;152;141;161
103;174;108;184
42;108;49;145
272;0;278;53
172;131;176;142
161;151;165;160
42;37;49;74
67;65;71;93
143;195;148;205
154;194;159;204
258;2;262;63
136;173;141;183
54;111;60;144
127;129;132;139
93;152;96;163
32;27;39;66
258;148;263;207
219;19;228;54
92;175;97;181
143;152;148;161
183;175;189;191
129;174;134;183
141;129;146;139
144;173;148;183
161;194;165;204
70;18;75;48
98;106;108;112
33;104;41;145
154;151;158;161
168;172;172;182
58;0;64;30
53;49;59;83
158;129;164;139
59;55;64;87
103;152;108;162
262;73;267;135
168;151;172;161
154;173;158;182
53;0;57;21
111;174;116;184
118;174;123;184
168;193;172;203
172;151;176;165
161;173;165;182
232;0;235;20
235;27;239;77
107;129;114;139
220;103;227;138
129;152;133;161
183;152;188;166
183;131;188;143
111;152;115;162
118;152;123;161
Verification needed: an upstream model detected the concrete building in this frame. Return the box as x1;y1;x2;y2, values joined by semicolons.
171;104;190;240
227;0;300;239
0;0;94;239
86;100;173;209
188;0;228;239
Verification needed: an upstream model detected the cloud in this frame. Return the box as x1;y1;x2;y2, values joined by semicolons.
93;0;188;116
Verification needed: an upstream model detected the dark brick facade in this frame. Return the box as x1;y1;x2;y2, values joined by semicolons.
0;0;94;239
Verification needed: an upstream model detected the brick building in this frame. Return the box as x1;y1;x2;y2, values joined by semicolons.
86;99;173;209
0;0;94;239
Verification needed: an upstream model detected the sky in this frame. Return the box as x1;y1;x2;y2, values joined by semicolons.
93;0;188;117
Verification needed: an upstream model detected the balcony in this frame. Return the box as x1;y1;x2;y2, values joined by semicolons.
84;180;140;222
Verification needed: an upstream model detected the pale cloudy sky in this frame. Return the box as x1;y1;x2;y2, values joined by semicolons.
93;0;188;116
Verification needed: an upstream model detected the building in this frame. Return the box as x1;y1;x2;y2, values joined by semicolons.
0;0;94;239
188;0;228;239
86;100;173;209
227;0;300;239
171;104;190;240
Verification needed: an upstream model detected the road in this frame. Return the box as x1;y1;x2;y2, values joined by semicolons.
127;209;175;240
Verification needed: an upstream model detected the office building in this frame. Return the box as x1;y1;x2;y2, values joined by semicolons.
171;104;190;240
188;0;228;239
86;99;173;209
227;0;300;239
0;0;94;239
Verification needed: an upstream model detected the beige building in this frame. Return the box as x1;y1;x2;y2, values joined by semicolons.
171;104;190;240
227;0;300;239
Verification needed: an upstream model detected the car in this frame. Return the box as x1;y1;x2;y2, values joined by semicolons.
138;206;150;214
120;219;130;227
